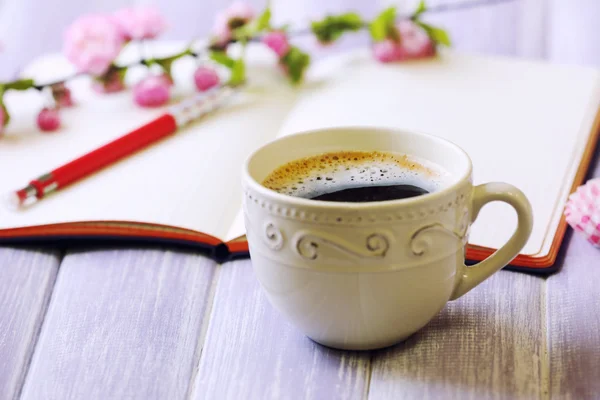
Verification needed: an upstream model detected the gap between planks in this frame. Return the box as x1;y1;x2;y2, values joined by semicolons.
185;260;222;400
540;270;550;400
14;250;64;400
0;248;64;400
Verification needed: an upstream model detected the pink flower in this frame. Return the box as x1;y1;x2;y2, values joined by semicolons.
262;31;290;58
193;66;220;92
395;20;435;60
92;68;126;93
211;14;232;47
93;79;125;93
51;83;74;108
212;2;255;45
223;2;255;27
0;108;5;137
372;39;402;63
133;74;172;107
63;14;125;76
372;21;435;63
112;7;167;41
37;108;61;132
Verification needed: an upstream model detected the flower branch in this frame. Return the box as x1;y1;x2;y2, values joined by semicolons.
0;0;515;136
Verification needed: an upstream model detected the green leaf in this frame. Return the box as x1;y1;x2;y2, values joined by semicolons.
412;0;427;19
0;85;8;125
417;21;451;46
209;49;246;85
155;58;175;76
310;13;364;44
116;65;129;82
229;58;246;86
256;8;272;31
280;46;311;84
234;8;271;40
209;51;237;68
4;79;35;91
369;6;397;42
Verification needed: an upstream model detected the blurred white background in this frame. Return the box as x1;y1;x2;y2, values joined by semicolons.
0;0;599;79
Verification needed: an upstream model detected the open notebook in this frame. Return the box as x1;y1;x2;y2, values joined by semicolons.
1;43;598;273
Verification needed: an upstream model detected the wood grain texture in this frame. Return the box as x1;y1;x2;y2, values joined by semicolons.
547;233;600;400
191;260;370;400
368;270;544;400
0;248;60;400
19;249;216;400
546;159;600;400
1;2;600;398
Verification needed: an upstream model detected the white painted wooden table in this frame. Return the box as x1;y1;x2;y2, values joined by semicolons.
1;149;599;400
2;0;600;398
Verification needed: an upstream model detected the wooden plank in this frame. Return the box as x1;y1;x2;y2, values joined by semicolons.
368;270;544;399
546;160;600;399
0;248;60;400
191;260;370;400
20;249;216;400
547;233;600;399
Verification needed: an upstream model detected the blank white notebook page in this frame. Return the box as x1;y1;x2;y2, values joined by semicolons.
0;45;297;240
278;50;600;255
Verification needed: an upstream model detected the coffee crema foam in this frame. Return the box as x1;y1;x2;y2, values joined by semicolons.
262;151;452;199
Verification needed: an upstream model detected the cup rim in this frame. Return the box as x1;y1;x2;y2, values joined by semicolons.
243;126;473;210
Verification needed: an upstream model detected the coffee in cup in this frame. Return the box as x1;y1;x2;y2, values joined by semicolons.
262;150;450;202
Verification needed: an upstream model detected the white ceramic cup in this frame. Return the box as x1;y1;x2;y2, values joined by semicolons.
242;127;533;350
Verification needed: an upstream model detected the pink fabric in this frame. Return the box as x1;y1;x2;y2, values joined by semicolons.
565;177;600;248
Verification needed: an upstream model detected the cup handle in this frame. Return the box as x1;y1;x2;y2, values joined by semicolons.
450;183;533;300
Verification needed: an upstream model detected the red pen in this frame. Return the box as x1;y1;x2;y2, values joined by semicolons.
8;85;236;209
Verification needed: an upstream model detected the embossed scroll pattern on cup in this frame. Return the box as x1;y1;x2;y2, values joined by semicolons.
255;196;470;261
